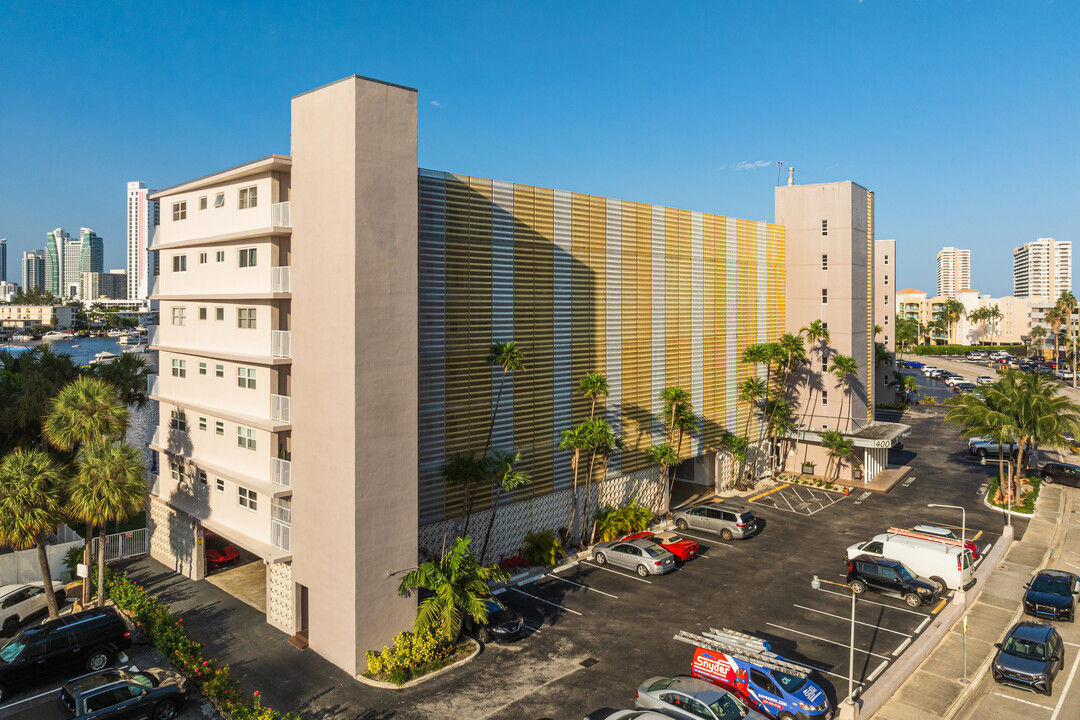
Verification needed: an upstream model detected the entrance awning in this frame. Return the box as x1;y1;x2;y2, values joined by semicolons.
785;421;911;449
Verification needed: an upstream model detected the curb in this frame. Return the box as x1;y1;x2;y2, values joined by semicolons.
356;639;481;690
979;484;1038;517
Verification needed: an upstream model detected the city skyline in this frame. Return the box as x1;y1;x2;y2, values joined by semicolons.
1;2;1077;297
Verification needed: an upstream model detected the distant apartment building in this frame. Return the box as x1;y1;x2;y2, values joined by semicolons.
896;288;1047;346
127;181;160;301
0;281;16;303
0;305;75;329
21;250;45;293
1014;237;1071;300
936;246;970;298
83;270;128;300
44;227;103;299
0;238;7;282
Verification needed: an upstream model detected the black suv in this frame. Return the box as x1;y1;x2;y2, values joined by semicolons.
0;607;131;702
61;666;188;720
463;596;525;643
992;621;1064;695
1040;462;1080;488
847;555;939;608
1023;570;1079;622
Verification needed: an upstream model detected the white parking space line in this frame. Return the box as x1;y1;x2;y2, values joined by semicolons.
994;693;1053;711
867;660;889;681
0;684;63;708
814;587;930;617
765;623;892;660
542;573;619;599
892;638;912;655
792;604;912;637
1064;561;1080;570
581;560;653;584
672;531;733;548
508;587;583;615
1050;650;1080;720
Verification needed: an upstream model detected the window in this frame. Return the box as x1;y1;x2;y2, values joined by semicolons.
198;417;207;431
172;201;187;221
885;275;890;285
171;307;186;325
216;250;225;263
170;359;186;378
214;193;225;208
822;322;828;331
198;196;207;211
198;470;207;485
239;248;257;268
199;252;208;264
170;460;183;483
215;421;224;436
238;185;258;209
237;308;257;329
199;307;207;321
237;367;256;389
885;315;889;326
215;307;224;321
822;391;829;407
215;364;224;378
821;289;828;304
884;294;889;306
238;487;258;511
885;254;890;265
237;426;256;451
821;254;828;270
821;219;828;236
198;362;207;375
171;255;187;272
216;478;225;492
170;410;187;432
822;359;829;373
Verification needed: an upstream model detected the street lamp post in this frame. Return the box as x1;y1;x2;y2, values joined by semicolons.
812;575;857;717
927;503;967;594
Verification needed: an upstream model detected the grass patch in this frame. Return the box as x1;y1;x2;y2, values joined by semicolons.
986;474;1041;514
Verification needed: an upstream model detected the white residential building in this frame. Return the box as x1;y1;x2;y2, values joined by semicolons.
1014;237;1071;300
128;181;161;301
935;246;970;298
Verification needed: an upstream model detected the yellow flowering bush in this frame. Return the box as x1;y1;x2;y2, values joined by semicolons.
366;628;453;676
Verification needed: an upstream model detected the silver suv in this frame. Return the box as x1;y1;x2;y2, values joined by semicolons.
673;501;758;541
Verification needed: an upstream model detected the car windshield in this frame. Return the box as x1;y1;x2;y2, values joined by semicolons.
895;564;915;582
1002;636;1048;662
643;546;666;558
483;598;505;614
1031;577;1071;596
709;691;750;719
770;669;808;693
0;636;26;663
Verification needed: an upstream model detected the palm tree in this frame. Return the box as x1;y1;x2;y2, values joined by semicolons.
820;430;855;480
945;376;1017;502
578;373;609;420
829;355;859;430
895;317;919;354
481;341;525;460
478;448;531;562
442;451;488;539
68;442;146;606
0;448;67;620
558;424;589;542
896;375;919;407
799;320;831;429
1057;291;1077;388
942;299;966;345
648;443;680;514
718;430;749;490
397;537;509;643
654;387;697;514
581;419;623;543
736;377;767;485
0;344;78;454
1044;305;1066;363
92;352;153;408
778;333;807;395
986;304;1003;343
1029;325;1048;357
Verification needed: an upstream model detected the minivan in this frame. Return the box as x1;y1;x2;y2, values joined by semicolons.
673;501;758;541
846;532;975;592
0;607;131;703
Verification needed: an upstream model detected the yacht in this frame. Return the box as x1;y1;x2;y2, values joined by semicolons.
42;330;66;340
117;335;135;345
106;330;122;338
12;333;34;342
90;350;119;365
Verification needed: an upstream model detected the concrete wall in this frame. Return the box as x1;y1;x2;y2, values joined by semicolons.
156;173;286;245
875;240;896;401
158;237;282;297
148;496;202;580
266;560;294;633
158;300;281;357
291;75;419;676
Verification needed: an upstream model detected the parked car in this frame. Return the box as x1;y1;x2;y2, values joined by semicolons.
592;538;676;577
992;621;1065;695
905;360;925;369
952;381;977;393
846;555;939;607
906;524;981;560
1040;462;1080;488
846;532;974;592
635;676;769;720
967;351;988;360
944;375;968;387
0;581;67;636
0;607;131;703
921;366;941;376
60;666;188;719
622;531;700;561
673;501;758;541
969;439;1018;458
1023;570;1080;623
463;596;525;643
976;375;995;385
597;711;672;720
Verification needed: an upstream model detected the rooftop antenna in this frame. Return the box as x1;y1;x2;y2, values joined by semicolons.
788;167;795;186
776;161;783;186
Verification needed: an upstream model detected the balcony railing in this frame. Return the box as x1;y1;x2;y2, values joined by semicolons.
271;330;291;358
148;276;160;298
270;457;291;488
271;266;291;293
148;374;159;397
271;496;292;552
148;472;161;497
272;201;291;228
148;326;160;347
270;394;291;423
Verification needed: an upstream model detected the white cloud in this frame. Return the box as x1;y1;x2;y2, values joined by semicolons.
430;100;445;108
733;160;772;170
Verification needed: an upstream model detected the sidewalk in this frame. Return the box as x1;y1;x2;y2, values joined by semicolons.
870;483;1070;719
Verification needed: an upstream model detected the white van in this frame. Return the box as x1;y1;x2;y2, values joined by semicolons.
846;532;975;592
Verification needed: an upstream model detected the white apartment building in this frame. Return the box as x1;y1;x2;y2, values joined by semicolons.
935;246;970;298
1014;237;1071;300
146;157;294;629
0;305;76;329
128;181;161;301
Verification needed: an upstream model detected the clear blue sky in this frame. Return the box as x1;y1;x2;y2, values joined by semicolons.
2;1;1076;297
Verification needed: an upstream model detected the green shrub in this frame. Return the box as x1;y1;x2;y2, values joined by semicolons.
365;628;453;678
593;499;653;542
909;344;1019;357
522;529;566;566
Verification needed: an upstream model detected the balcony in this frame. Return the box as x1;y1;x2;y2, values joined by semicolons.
271;266;291;293
271;330;291;358
148;276;160;298
271;496;292;552
148;326;160;347
272;201;291;228
270;457;291;488
270;394;291;423
148;374;159;397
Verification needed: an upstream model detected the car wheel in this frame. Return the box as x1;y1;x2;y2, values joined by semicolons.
676;519;688;531
85;648;111;672
850;580;866;595
636;564;650;578
1043;474;1053;484
478;626;493;644
930;576;947;593
0;682;7;703
153;699;179;720
721;529;734;541
904;593;922;608
594;551;607;565
977;448;988;457
1;615;18;636
778;713;797;720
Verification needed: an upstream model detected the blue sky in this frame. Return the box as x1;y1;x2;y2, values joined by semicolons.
2;1;1076;297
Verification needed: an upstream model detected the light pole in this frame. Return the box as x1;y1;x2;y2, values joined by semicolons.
927;502;967;594
812;575;857;716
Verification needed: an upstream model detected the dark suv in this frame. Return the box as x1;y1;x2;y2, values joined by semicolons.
992;621;1064;695
1040;462;1080;488
61;666;188;720
1023;570;1079;622
847;555;939;608
0;607;131;702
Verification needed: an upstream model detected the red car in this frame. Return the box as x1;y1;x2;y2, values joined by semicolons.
621;531;700;561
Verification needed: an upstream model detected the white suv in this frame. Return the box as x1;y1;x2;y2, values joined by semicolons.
0;581;67;636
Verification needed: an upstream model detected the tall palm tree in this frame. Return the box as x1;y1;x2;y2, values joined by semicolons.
820;430;855;480
829;355;859;430
578;373;609;421
736;377;767;485
0;345;78;454
966;307;987;344
942;299;966;345
397;537;509;643
986;304;1003;343
581;419;623;543
558;424;589;542
945;375;1016;502
1057;291;1077;388
654;387;696;514
68;442;146;606
1029;325;1048;357
1044;305;1066;364
443;451;488;539
0;448;67;620
478;448;531;562
482;341;525;460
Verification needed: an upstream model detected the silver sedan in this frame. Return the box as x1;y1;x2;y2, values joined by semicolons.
592;538;676;576
636;676;769;720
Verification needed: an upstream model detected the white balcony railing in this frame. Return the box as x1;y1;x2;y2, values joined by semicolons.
270;457;292;488
148;374;159;397
270;394;291;423
148;472;161;497
150;427;161;448
272;201;291;228
271;330;291;358
148;326;160;347
271;266;291;293
148;276;160;298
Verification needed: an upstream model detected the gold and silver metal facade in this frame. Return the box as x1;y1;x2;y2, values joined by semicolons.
418;170;785;523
